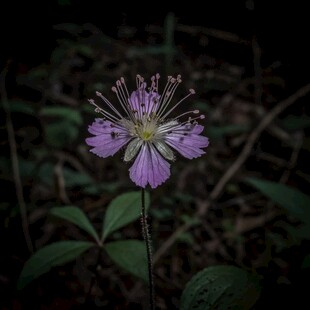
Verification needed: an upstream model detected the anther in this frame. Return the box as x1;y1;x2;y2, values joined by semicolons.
111;86;117;92
189;89;196;94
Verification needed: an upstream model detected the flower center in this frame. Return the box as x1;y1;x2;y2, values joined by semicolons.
120;115;160;142
141;130;153;141
134;116;158;141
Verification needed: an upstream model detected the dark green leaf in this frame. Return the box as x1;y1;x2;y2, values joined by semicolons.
83;182;121;195
302;254;310;269
41;106;82;125
207;124;250;138
18;241;94;289
76;44;94;57
38;163;93;188
45;121;79;147
105;240;148;282
8;100;36;115
102;191;150;240
291;224;310;240
62;168;93;187
50;206;99;242
246;178;310;224
180;265;260;310
53;23;82;34
280;115;310;131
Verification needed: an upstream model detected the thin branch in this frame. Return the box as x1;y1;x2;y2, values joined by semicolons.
252;36;262;106
54;159;71;204
153;221;192;264
154;83;310;263
280;132;303;183
176;24;250;45
208;83;310;203
0;64;34;253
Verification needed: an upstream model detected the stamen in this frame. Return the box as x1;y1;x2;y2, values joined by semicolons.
156;76;181;117
120;77;130;98
115;80;137;122
159;88;194;119
155;73;160;94
88;99;119;122
174;110;200;119
96;91;123;118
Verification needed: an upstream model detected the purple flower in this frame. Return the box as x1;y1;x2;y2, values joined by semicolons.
86;74;209;189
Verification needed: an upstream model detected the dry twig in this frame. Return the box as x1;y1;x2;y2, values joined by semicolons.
1;64;34;253
154;83;310;263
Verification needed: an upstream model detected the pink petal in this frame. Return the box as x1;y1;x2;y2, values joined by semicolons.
86;119;131;158
165;124;209;159
87;119;128;136
129;143;170;189
129;87;160;118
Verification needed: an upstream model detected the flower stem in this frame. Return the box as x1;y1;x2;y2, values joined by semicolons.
141;188;155;310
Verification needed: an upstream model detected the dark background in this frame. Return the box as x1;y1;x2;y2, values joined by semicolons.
1;1;310;309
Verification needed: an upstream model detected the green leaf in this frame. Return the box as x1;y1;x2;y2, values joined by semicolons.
50;206;99;242
18;241;94;289
53;23;82;34
291;224;310;240
180;265;260;310
102;191;150;240
45;121;79;148
37;163;93;188
105;240;148;282
41;106;82;125
8;100;36;115
246;177;310;224
76;44;94;57
280;115;310;131
62;168;93;187
302;254;310;269
83;182;121;195
207;124;250;139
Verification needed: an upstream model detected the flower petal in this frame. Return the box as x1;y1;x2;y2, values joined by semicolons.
124;138;143;162
129;86;160;118
165;124;209;159
129;143;170;188
153;140;174;161
86;119;131;158
87;119;127;136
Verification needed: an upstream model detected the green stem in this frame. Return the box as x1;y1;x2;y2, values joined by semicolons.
141;188;155;309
